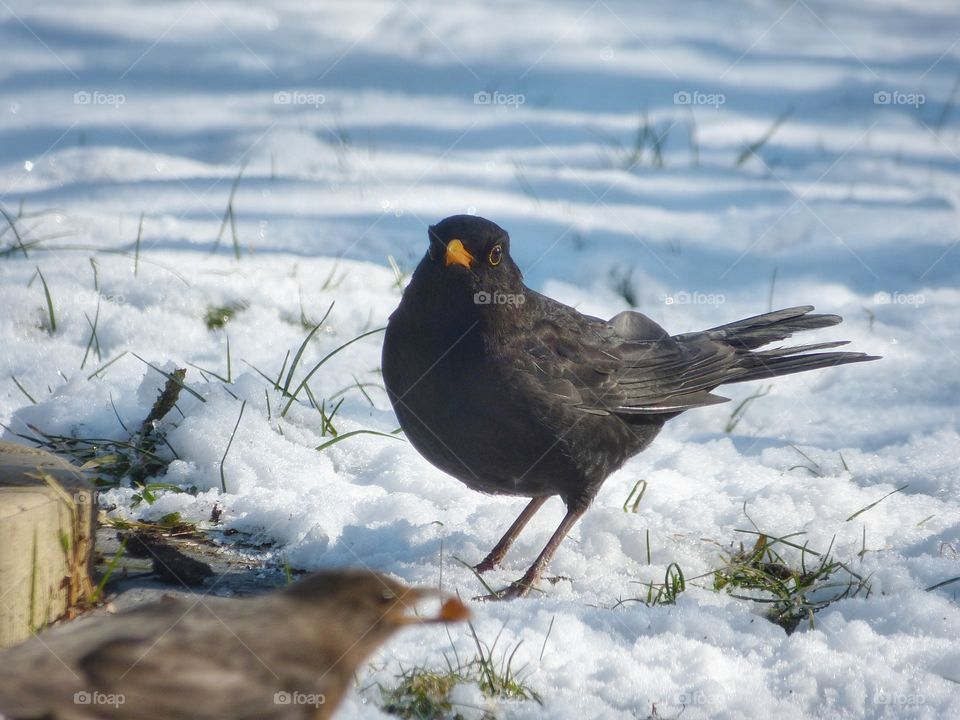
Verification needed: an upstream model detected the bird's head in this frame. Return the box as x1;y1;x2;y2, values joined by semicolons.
411;215;526;319
282;569;469;656
271;570;467;714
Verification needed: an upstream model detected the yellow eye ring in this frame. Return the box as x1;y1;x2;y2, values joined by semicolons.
488;244;503;266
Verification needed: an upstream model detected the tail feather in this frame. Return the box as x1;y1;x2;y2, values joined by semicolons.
613;306;877;415
754;340;850;358
732;350;880;384
697;305;844;350
677;305;879;387
712;306;880;384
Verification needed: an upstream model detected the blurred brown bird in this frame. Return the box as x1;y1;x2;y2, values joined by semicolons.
0;569;469;720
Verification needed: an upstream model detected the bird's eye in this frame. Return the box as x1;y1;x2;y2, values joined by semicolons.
381;589;397;602
488;244;503;266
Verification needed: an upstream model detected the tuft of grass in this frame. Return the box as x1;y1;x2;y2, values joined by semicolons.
320;259;347;292
0;204;30;258
130;482;188;507
613;562;688;609
101;514;198;535
91;537;128;604
381;670;463;720
387;255;408;292
845;484;907;522
188;337;232;383
639;563;686;607
926;575;960;593
244;312;392;453
80;296;103;369
0;204;71;258
314;427;402;453
592;111;674;171
622;478;648;513
219;400;246;493
330;375;381;407
35;266;57;333
87;350;128;380
724;384;772;433
380;621;542;720
212;165;247;259
624;110;670;170
784;445;855;479
735;108;792;168
32;471;97;617
622;504;872;632
133;354;205;403
279;326;385;418
466;621;541;703
786;443;823;476
713;530;870;634
244;301;335;402
204;301;248;330
3;369;190;494
11;375;37;404
609;265;638;307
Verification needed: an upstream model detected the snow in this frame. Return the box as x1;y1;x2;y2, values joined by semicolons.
1;0;959;718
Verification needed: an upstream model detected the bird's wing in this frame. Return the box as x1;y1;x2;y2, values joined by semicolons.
520;303;875;415
0;598;303;720
520;305;731;415
76;630;303;720
607;333;737;412
78;598;318;720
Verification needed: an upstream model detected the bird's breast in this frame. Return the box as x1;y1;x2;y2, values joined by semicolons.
383;313;583;497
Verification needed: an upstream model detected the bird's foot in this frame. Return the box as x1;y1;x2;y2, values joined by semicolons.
472;578;536;602
473;556;499;575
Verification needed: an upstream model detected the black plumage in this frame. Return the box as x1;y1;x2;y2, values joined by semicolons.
382;215;879;599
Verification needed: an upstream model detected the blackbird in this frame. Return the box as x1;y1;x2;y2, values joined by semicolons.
0;569;469;720
382;215;879;600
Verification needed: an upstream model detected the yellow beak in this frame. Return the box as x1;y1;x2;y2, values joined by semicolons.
444;239;474;269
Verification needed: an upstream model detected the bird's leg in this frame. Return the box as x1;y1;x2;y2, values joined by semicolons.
474;496;549;574
490;504;587;601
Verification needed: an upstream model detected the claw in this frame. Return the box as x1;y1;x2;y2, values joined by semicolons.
473;558;497;574
472;579;535;602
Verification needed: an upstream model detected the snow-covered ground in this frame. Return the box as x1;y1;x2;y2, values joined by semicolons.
2;0;959;717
